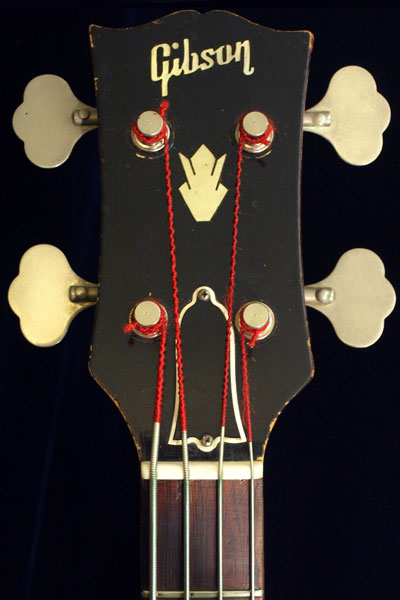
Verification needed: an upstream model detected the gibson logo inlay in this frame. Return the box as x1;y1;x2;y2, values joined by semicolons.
151;38;255;96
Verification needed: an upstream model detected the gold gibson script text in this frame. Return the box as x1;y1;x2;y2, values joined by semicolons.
151;38;255;96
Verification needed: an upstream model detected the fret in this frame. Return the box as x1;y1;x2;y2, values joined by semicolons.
141;592;264;598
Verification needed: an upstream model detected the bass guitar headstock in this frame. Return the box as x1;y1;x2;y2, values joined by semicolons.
8;11;395;464
4;10;399;600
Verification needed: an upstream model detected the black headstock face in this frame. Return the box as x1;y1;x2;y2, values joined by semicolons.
5;11;399;600
89;11;313;461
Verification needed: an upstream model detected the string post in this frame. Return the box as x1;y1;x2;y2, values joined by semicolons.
236;111;275;155
237;301;275;347
124;298;167;339
132;108;170;152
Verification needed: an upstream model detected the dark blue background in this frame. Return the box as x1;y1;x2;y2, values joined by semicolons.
1;6;399;600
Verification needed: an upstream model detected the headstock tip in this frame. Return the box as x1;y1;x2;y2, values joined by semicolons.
8;244;98;347
304;65;390;166
12;74;97;168
305;248;396;348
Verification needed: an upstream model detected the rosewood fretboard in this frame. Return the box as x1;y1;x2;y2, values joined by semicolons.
141;479;264;598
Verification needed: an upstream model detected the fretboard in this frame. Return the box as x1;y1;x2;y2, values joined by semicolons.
141;478;264;599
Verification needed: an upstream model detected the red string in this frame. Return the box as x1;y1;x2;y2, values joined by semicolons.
123;299;167;424
239;312;270;349
221;115;275;437
240;326;253;443
130;101;187;433
159;102;188;434
238;117;275;148
220;128;243;428
131;102;169;145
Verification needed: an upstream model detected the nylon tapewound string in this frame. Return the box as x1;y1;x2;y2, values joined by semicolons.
217;116;242;600
124;301;167;600
160;102;191;600
132;101;190;600
239;314;255;600
218;116;274;600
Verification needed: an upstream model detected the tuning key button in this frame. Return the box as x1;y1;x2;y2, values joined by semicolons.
304;66;390;165
236;301;275;342
12;74;97;168
236;110;275;154
305;248;396;347
72;107;98;126
8;244;98;347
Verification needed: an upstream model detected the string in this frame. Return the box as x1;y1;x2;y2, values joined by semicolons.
130;100;190;600
131;101;188;434
239;312;270;349
123;299;167;423
130;109;274;600
124;299;167;600
218;114;274;600
217;120;244;600
159;101;190;600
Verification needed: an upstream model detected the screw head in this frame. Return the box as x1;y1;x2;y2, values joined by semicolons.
78;108;90;120
316;287;335;304
71;285;88;301
198;288;210;301
201;434;214;447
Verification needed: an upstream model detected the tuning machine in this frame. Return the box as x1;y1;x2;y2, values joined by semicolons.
12;74;98;168
303;66;390;165
8;245;98;347
304;248;395;348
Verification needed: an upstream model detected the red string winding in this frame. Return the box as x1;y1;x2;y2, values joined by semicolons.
221;115;275;439
159;101;188;434
220;126;243;429
128;101;187;433
131;101;169;145
239;312;270;349
238;117;275;148
124;299;167;424
128;108;274;440
240;326;253;443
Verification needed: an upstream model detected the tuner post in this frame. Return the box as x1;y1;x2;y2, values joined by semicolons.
236;111;275;154
236;301;275;344
132;110;170;152
127;298;167;339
